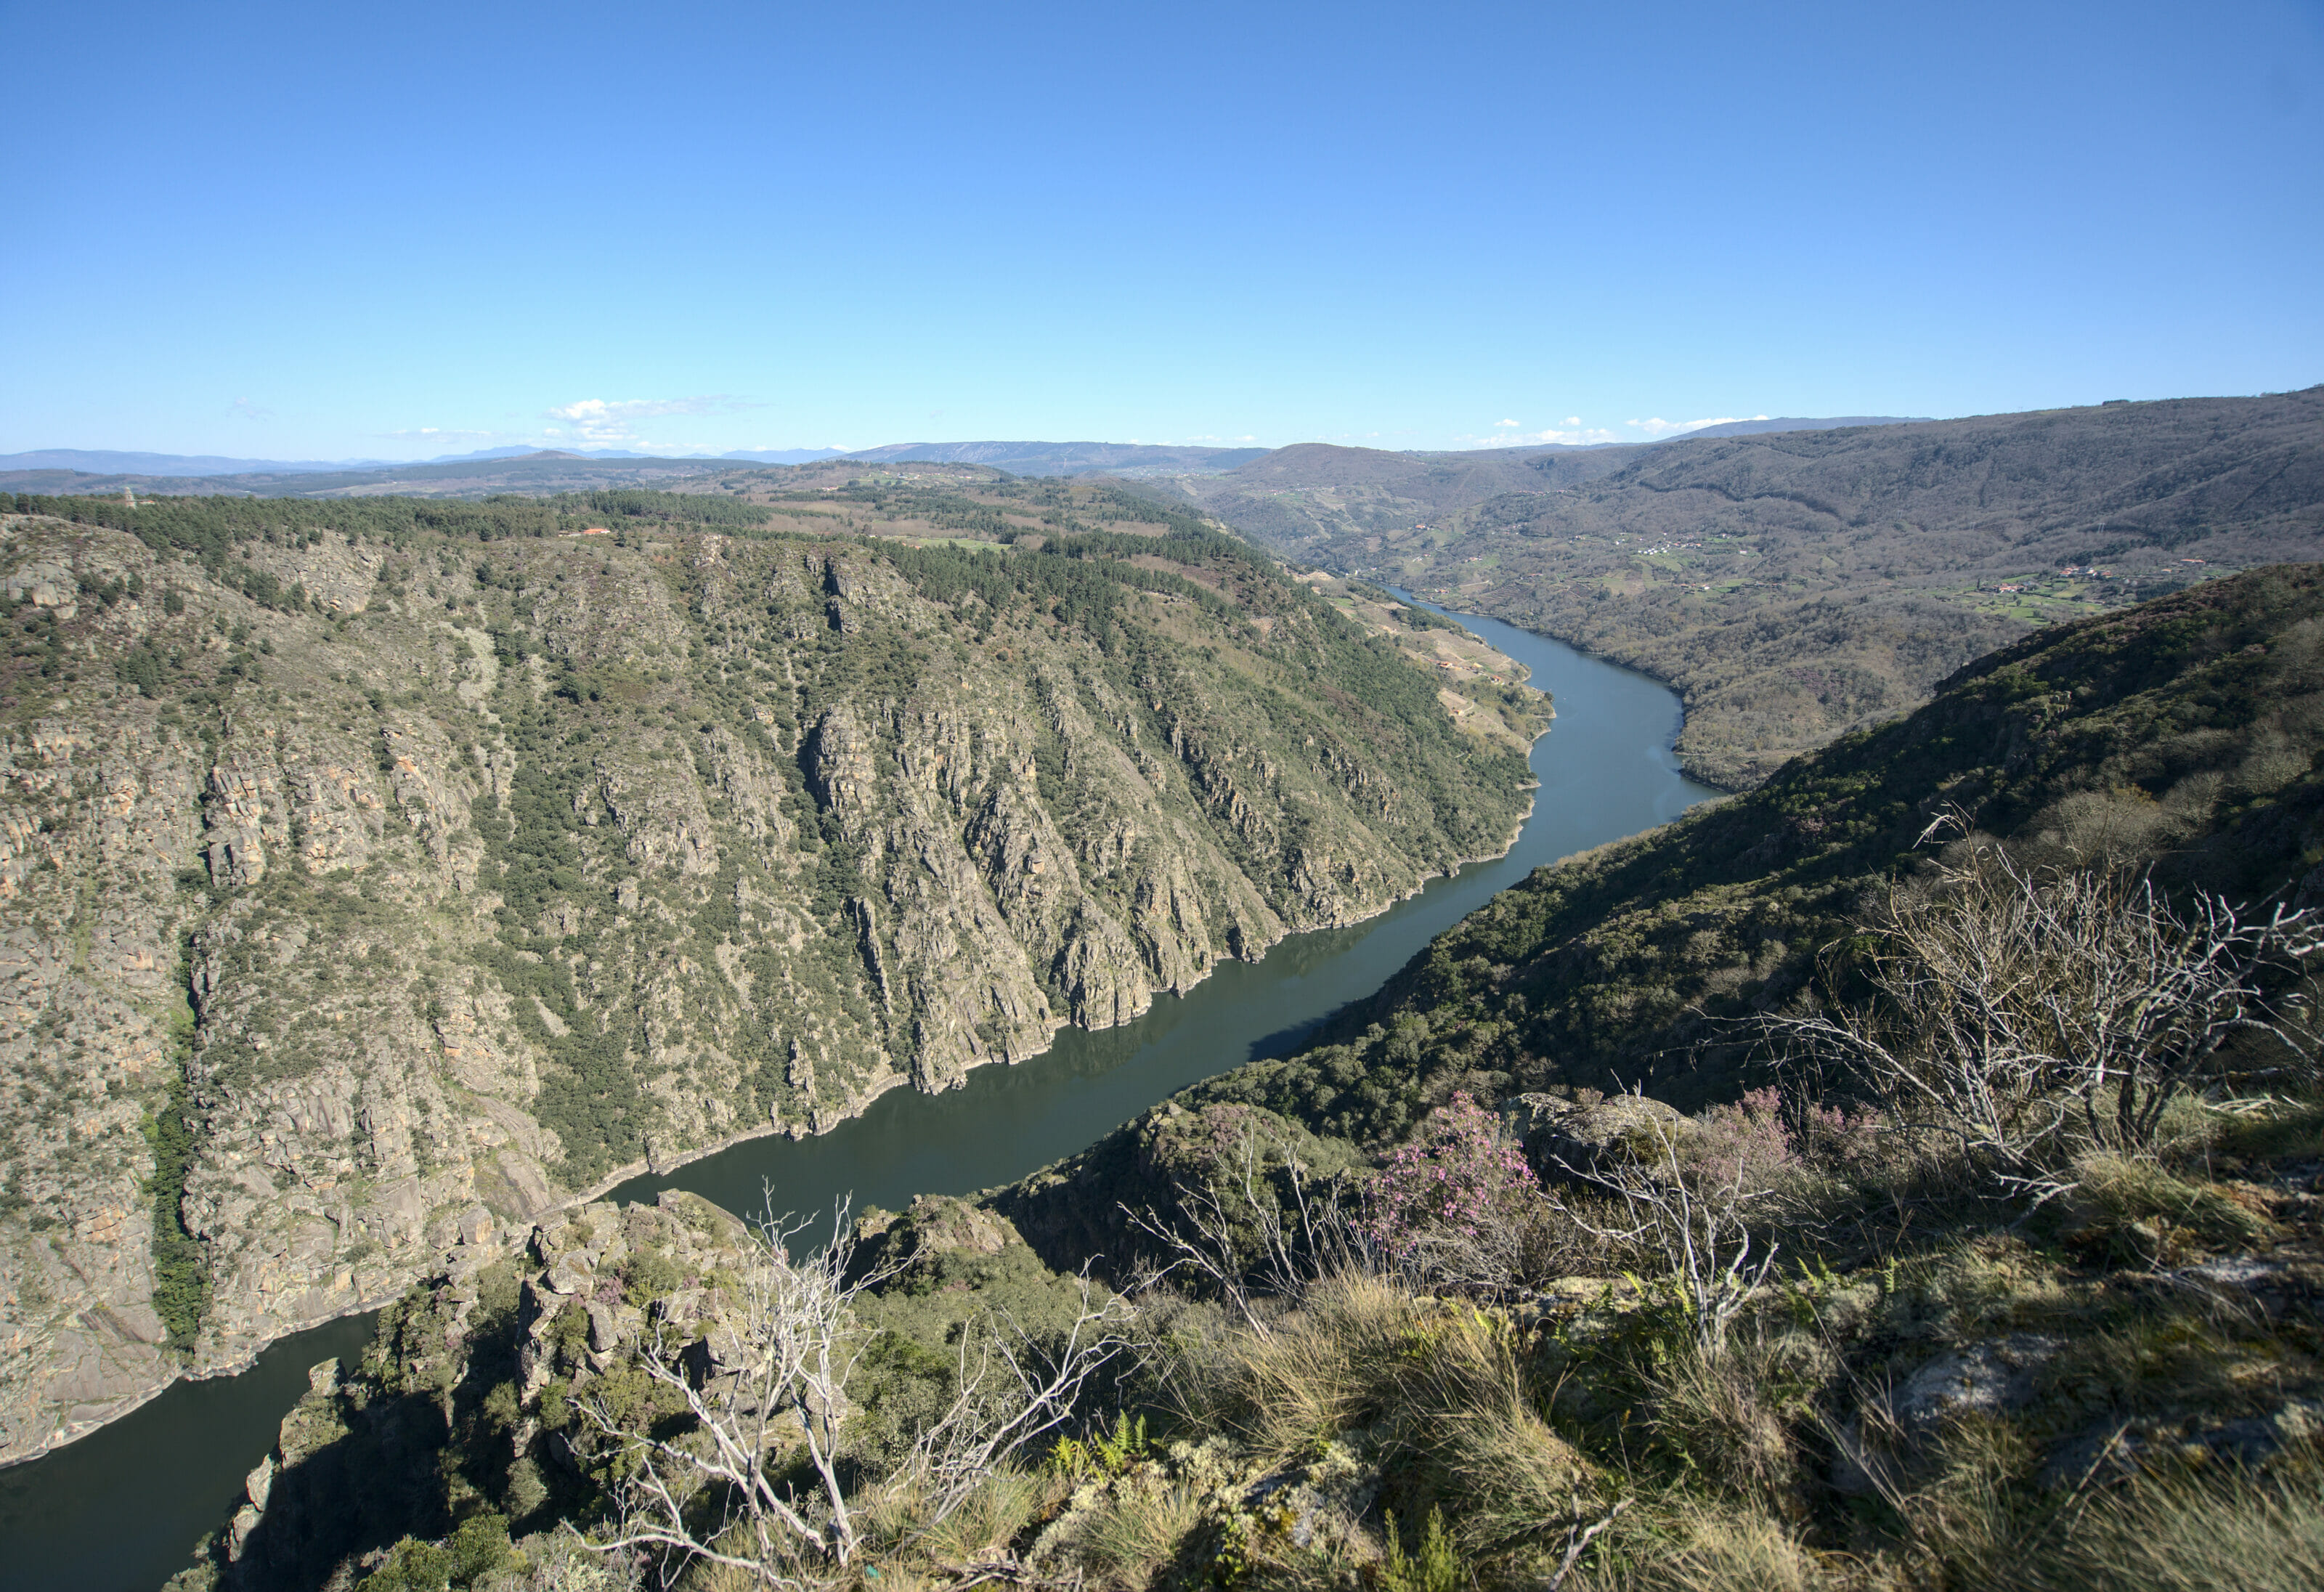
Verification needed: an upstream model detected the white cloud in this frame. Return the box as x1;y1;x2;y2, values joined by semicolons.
1455;423;1622;447
543;395;757;445
229;397;273;422
1494;418;1520;428
1625;414;1769;438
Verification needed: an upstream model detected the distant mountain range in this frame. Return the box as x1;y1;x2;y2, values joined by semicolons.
0;439;1267;482
0;448;402;476
0;445;853;476
0;421;1922;495
0;415;1943;502
0;451;764;498
837;440;1272;476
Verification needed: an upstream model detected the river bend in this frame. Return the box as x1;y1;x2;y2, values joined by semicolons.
0;602;1719;1591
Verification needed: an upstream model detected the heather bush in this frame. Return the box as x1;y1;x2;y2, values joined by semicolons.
1684;1087;1801;1193
1356;1092;1543;1276
1786;1096;1885;1178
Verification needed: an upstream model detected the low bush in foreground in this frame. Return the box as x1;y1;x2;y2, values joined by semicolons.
187;853;2324;1592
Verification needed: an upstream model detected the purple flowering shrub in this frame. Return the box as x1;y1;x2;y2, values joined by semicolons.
1686;1087;1886;1194
1790;1097;1886;1177
1357;1092;1543;1264
1686;1087;1801;1193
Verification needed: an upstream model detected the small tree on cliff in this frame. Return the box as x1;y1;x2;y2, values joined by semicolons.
583;1197;1131;1587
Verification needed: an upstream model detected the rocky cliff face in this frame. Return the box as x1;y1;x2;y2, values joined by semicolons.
171;1185;1073;1591
190;1189;753;1590
0;505;1543;1463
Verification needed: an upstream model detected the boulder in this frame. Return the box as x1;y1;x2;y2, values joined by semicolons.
856;1193;1028;1279
1833;1333;2061;1495
545;1251;593;1296
1500;1089;1693;1183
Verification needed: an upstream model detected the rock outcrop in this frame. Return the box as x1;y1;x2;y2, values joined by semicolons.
0;503;1545;1462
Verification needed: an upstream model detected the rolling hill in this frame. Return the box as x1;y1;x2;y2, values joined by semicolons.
1171;391;2324;786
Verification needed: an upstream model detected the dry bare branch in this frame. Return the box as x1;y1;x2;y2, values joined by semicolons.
1544;1495;1631;1591
1120;1124;1357;1328
581;1194;897;1586
1763;845;2324;1201
900;1271;1136;1530
580;1188;1131;1583
1540;1099;1779;1351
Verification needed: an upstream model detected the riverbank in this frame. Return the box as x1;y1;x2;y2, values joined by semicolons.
566;779;1554;1209
565;628;1554;1205
1;612;1715;1592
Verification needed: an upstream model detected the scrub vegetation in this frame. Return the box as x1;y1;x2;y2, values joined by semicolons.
1167;389;2324;786
0;479;1544;1462
174;566;2324;1591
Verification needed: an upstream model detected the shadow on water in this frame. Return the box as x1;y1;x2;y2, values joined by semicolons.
603;600;1722;1232
0;604;1719;1591
0;1310;376;1592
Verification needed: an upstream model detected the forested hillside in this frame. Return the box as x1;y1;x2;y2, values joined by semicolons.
0;483;1544;1465
1171;390;2324;785
184;566;2324;1592
1129;561;2324;1157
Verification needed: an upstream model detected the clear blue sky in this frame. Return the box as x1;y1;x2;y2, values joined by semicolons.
3;0;2319;460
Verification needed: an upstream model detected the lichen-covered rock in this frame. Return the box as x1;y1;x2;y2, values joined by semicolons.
2039;1398;2324;1489
1832;1333;2063;1495
1500;1088;1694;1183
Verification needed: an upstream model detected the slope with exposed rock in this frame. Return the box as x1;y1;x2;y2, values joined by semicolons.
0;486;1543;1465
170;565;2324;1592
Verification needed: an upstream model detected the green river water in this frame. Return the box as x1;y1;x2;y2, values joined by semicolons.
0;602;1720;1590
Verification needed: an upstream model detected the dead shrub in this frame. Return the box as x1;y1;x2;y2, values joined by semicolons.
1764;842;2324;1206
